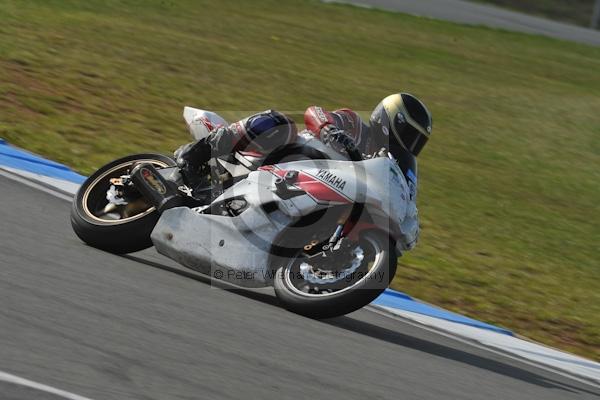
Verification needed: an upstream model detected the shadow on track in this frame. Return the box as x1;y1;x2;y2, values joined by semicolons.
123;253;600;396
122;254;280;307
324;316;600;396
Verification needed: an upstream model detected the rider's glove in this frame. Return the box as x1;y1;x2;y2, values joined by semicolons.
320;125;357;153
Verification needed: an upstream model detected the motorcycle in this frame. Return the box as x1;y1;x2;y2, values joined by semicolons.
71;107;414;318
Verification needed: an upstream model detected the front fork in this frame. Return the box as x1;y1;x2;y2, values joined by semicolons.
303;206;359;256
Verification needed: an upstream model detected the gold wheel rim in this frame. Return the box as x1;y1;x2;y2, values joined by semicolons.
81;159;170;224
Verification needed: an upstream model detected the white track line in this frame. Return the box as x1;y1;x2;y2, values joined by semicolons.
0;371;94;400
367;306;600;389
0;168;73;202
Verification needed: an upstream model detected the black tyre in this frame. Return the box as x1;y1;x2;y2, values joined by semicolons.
273;230;397;319
71;153;176;254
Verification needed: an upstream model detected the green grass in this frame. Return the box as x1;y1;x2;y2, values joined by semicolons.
469;0;597;27
1;0;599;360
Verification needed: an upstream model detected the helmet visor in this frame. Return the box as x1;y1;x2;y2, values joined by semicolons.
392;115;429;156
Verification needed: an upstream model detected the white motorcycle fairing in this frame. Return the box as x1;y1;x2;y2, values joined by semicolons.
150;157;412;287
183;106;228;140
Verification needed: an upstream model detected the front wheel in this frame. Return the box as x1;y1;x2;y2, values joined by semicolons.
274;230;397;319
70;153;176;254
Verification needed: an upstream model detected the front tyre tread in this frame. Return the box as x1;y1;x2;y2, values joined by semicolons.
273;231;397;319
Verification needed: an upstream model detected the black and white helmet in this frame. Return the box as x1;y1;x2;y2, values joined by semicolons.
369;93;432;157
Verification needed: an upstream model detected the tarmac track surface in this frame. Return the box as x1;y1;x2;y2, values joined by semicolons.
1;175;599;399
330;0;600;46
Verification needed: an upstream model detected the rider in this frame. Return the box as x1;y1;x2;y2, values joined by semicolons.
175;93;432;249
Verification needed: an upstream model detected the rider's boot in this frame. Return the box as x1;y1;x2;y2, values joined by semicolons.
174;138;212;188
174;125;240;190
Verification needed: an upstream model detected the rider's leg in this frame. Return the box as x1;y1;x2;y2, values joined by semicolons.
175;110;297;173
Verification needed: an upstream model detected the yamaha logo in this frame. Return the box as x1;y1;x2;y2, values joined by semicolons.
316;169;347;191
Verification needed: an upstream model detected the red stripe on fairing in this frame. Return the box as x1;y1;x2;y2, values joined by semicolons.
239;150;264;158
295;171;350;204
264;167;350;204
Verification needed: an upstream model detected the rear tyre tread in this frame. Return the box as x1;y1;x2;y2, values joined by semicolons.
70;153;176;254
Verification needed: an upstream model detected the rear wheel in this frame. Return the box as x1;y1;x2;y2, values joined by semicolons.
70;153;176;254
274;230;396;319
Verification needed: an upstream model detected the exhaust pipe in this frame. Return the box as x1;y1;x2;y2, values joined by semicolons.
130;163;184;213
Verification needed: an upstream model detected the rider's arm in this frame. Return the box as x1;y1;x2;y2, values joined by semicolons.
304;106;363;143
304;106;365;159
